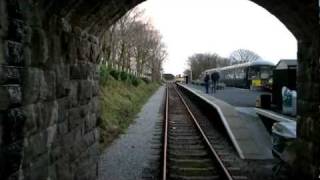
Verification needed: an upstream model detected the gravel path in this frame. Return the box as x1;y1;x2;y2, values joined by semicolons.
98;86;165;180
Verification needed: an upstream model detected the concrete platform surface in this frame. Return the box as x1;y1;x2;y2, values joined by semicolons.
98;86;165;180
178;83;273;160
187;84;271;107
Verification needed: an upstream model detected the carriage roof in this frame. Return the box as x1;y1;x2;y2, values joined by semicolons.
204;59;275;73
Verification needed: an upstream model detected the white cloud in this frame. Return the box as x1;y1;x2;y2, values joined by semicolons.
137;0;297;75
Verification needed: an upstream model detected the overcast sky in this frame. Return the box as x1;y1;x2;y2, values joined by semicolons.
136;0;297;75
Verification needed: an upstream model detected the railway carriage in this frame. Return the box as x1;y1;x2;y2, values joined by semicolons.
202;60;275;90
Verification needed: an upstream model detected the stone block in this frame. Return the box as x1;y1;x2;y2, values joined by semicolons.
80;105;89;119
86;165;98;180
61;32;77;63
312;119;320;143
70;64;81;80
0;0;8;34
68;107;83;130
89;96;100;114
22;103;40;136
92;65;100;81
88;35;98;44
24;131;48;160
73;143;99;179
39;74;49;101
68;146;83;163
56;158;73;180
22;46;31;66
73;26;82;36
46;124;58;149
21;67;53;102
74;159;94;180
40;101;58;129
311;83;320;101
0;85;22;110
57;97;70;123
31;28;48;65
57;80;70;98
91;80;99;96
90;43;99;63
23;153;50;180
22;68;42;104
78;80;93;105
7;170;20;180
50;146;62;163
0;40;4;65
57;121;68;135
50;134;62;150
4;40;23;65
84;114;97;133
87;141;99;161
0;113;2;145
23;25;32;45
2;108;25;143
1;140;24;178
0;65;21;84
7;0;23;19
63;127;83;158
54;64;70;98
93;128;99;142
48;34;62;64
8;19;26;43
43;70;56;101
60;18;72;33
48;164;57;180
83;130;96;147
70;63;91;80
23;101;59;136
69;81;78;107
77;38;90;61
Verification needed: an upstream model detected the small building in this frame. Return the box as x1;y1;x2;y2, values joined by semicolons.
272;59;297;109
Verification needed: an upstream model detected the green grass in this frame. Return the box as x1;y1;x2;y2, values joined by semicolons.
99;75;160;149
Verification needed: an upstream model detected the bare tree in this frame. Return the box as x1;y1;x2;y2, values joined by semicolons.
183;69;191;79
229;49;261;64
101;8;167;81
187;53;230;79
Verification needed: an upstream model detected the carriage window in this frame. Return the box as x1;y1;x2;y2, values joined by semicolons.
260;66;273;79
226;70;233;79
238;68;245;79
248;66;259;79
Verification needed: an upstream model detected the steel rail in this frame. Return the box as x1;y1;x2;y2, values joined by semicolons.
162;85;169;180
173;85;234;180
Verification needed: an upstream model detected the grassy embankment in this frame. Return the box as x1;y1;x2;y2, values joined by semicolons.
99;67;160;149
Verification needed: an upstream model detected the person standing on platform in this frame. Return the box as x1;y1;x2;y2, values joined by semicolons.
204;72;210;94
211;71;220;93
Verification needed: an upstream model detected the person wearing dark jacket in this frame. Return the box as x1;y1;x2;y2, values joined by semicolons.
211;71;220;93
204;72;210;93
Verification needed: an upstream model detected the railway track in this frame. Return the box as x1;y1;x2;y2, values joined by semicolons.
162;83;246;180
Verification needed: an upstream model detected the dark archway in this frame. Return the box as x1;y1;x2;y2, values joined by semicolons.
0;0;319;179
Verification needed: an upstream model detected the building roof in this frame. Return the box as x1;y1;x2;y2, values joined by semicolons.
275;59;297;70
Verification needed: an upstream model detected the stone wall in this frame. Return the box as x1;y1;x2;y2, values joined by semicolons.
0;1;101;179
296;35;320;178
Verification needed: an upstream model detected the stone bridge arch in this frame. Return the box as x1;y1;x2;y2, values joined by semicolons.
0;0;319;179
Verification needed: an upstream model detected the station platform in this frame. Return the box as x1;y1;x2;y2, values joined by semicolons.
255;108;296;122
177;83;273;160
